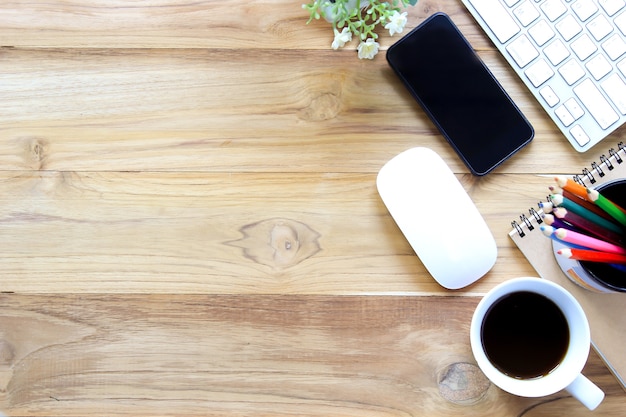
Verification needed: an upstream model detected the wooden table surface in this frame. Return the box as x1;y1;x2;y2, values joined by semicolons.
1;0;625;415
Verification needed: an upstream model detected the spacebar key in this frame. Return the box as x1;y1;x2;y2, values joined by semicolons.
465;0;520;43
574;79;619;129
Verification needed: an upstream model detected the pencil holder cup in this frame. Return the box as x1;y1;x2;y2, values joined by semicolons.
552;179;626;293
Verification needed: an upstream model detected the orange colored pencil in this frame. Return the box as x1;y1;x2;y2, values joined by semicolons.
557;248;626;264
554;176;590;201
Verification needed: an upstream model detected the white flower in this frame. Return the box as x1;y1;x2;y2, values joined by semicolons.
331;27;352;49
357;38;379;59
384;11;408;36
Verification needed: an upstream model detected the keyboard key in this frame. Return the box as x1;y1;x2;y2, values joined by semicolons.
572;0;599;21
540;85;560;106
529;20;556;45
514;0;541;26
586;54;613;79
525;58;555;86
564;98;585;119
559;59;586;84
599;0;626;16
574;78;620;128
545;39;570;65
616;11;626;35
506;35;539;67
570;124;591;146
587;14;613;41
462;0;626;151
556;104;575;125
619;57;626;77
601;73;626;113
556;15;583;40
602;33;626;60
465;0;521;43
571;34;598;60
541;0;568;21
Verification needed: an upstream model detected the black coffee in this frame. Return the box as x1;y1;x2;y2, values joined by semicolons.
481;291;569;379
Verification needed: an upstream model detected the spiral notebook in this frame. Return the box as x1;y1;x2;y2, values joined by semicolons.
509;141;626;391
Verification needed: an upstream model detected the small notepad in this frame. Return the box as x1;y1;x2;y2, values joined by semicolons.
509;142;626;391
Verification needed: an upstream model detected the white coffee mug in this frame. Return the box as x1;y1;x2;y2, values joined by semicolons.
470;277;604;410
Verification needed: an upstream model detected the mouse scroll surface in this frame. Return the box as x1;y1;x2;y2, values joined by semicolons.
376;147;497;289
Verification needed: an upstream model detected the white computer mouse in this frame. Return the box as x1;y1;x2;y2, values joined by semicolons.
376;147;497;289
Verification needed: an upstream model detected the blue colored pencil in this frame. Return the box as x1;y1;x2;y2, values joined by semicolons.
540;225;587;250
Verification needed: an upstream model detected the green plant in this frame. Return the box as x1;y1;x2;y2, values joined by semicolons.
303;0;417;59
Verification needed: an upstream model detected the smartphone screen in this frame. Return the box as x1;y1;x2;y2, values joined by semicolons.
386;13;534;175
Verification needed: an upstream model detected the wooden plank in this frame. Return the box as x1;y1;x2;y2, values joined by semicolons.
0;294;622;416
0;46;609;175
1;0;624;412
0;171;547;294
0;0;456;50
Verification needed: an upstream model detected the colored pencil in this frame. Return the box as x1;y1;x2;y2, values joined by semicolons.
542;213;575;231
554;228;626;255
557;248;626;264
552;207;624;245
586;188;626;227
552;201;623;234
540;225;587;249
550;193;620;229
554;176;590;201
538;201;554;213
558;189;614;221
540;225;555;236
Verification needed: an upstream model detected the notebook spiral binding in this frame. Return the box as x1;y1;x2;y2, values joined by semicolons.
511;142;626;238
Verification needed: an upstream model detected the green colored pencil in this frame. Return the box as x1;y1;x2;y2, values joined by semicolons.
551;193;624;234
587;188;626;228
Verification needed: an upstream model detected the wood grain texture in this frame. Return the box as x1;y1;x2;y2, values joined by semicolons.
0;0;437;49
0;171;542;294
0;0;625;414
0;45;615;174
0;294;623;416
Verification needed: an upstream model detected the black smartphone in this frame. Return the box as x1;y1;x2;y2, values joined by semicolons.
386;12;534;176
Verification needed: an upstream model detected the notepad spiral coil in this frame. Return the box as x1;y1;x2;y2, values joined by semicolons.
511;142;626;238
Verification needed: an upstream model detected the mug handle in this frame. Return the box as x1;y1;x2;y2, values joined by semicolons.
565;373;605;410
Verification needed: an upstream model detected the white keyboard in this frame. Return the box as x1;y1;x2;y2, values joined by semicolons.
462;0;626;152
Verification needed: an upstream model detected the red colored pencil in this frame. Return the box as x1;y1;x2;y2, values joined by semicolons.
557;248;626;264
